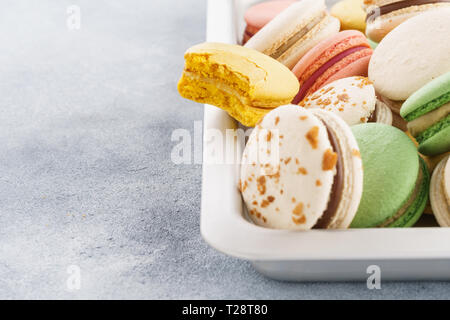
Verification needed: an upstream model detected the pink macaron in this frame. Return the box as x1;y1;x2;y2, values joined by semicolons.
292;30;373;104
243;0;296;44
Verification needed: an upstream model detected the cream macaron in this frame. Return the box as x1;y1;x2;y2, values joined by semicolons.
364;0;450;43
300;76;393;126
240;105;363;230
245;0;340;69
368;9;450;101
430;155;450;226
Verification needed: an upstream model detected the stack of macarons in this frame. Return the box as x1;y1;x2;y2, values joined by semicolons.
178;0;450;229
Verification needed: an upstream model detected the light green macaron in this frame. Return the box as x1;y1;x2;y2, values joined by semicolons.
350;123;430;228
400;71;450;156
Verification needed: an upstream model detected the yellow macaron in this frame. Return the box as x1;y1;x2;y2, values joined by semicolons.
177;42;299;127
331;0;366;32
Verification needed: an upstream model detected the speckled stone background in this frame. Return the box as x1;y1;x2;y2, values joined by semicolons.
0;0;449;299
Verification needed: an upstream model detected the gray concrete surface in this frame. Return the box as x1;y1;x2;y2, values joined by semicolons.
0;0;448;299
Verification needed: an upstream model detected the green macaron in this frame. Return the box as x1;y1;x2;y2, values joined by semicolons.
400;71;450;156
350;123;430;228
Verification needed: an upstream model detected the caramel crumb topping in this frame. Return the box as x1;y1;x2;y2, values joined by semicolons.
352;149;361;158
316;179;322;186
337;94;349;102
292;202;304;216
322;149;337;171
299;116;308;120
238;179;242;192
262;217;267;223
284;157;291;164
292;197;296;203
268;196;275;202
360;117;367;123
266;131;272;142
252;201;257;205
261;200;269;208
280;189;284;195
275;116;280;125
292;202;306;225
295;158;300;165
306;126;319;149
297;167;307;175
292;216;306;225
257;176;266;195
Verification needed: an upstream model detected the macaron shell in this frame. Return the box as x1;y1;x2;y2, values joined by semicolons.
309;109;363;228
368;9;450;101
277;15;340;69
293;30;369;82
350;123;420;228
244;0;296;30
375;99;393;125
245;0;327;56
430;155;450;226
365;3;450;43
301;76;376;126
320;53;371;87
418;124;450;156
240;105;335;230
386;156;429;227
178;42;299;127
400;71;450;120
331;0;367;32
245;0;340;69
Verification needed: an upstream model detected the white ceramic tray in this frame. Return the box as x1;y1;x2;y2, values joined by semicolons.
200;0;450;281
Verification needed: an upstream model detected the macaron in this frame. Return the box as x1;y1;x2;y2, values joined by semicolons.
331;0;367;32
245;0;340;69
378;95;408;130
292;30;373;103
177;42;299;127
240;105;363;230
429;155;450;226
351;124;430;228
300;76;392;126
243;1;296;44
369;9;450;101
363;0;450;43
400;71;450;156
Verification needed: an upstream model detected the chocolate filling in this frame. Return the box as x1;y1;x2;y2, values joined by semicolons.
270;12;326;60
366;0;450;23
313;122;344;229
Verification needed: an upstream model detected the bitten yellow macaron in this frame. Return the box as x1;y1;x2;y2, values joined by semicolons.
331;0;366;32
177;42;299;127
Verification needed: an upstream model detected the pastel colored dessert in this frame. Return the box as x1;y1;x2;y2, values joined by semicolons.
363;0;450;43
400;72;450;156
245;0;340;69
177;42;299;127
300;76;392;126
243;0;296;44
331;0;367;32
292;30;373;104
240;105;363;230
369;9;450;101
429;155;450;226
377;95;408;130
351;124;430;228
